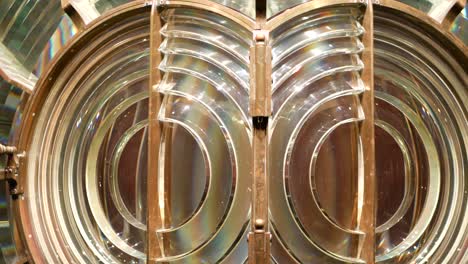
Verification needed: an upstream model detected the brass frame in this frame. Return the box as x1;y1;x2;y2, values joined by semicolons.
6;0;466;263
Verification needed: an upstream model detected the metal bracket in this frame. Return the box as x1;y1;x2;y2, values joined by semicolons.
0;144;23;199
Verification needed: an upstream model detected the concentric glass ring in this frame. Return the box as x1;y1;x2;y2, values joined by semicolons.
373;5;467;263
17;4;151;263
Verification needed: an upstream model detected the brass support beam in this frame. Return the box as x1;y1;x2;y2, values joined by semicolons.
148;2;164;262
441;0;466;29
248;28;271;264
61;0;86;30
61;0;100;27
359;1;375;263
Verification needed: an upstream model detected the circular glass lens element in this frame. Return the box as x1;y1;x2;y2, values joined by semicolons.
17;4;150;263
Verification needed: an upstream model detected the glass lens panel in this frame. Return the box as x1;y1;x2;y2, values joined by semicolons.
156;6;252;262
269;5;367;263
0;0;63;71
450;6;468;45
374;7;467;263
267;0;309;18
33;14;77;77
210;0;256;18
94;0;133;14
23;7;151;263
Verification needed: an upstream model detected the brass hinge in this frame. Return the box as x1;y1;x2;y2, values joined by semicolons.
0;144;23;199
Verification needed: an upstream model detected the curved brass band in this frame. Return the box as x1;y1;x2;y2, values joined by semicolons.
160;0;256;30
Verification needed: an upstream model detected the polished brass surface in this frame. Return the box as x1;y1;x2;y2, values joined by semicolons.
249;31;272;117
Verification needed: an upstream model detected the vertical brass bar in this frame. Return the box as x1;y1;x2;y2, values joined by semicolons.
248;3;271;263
148;1;163;262
251;120;268;226
359;1;375;263
248;19;271;263
249;118;270;264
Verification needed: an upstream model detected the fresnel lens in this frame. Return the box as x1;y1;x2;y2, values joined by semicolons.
0;0;465;263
